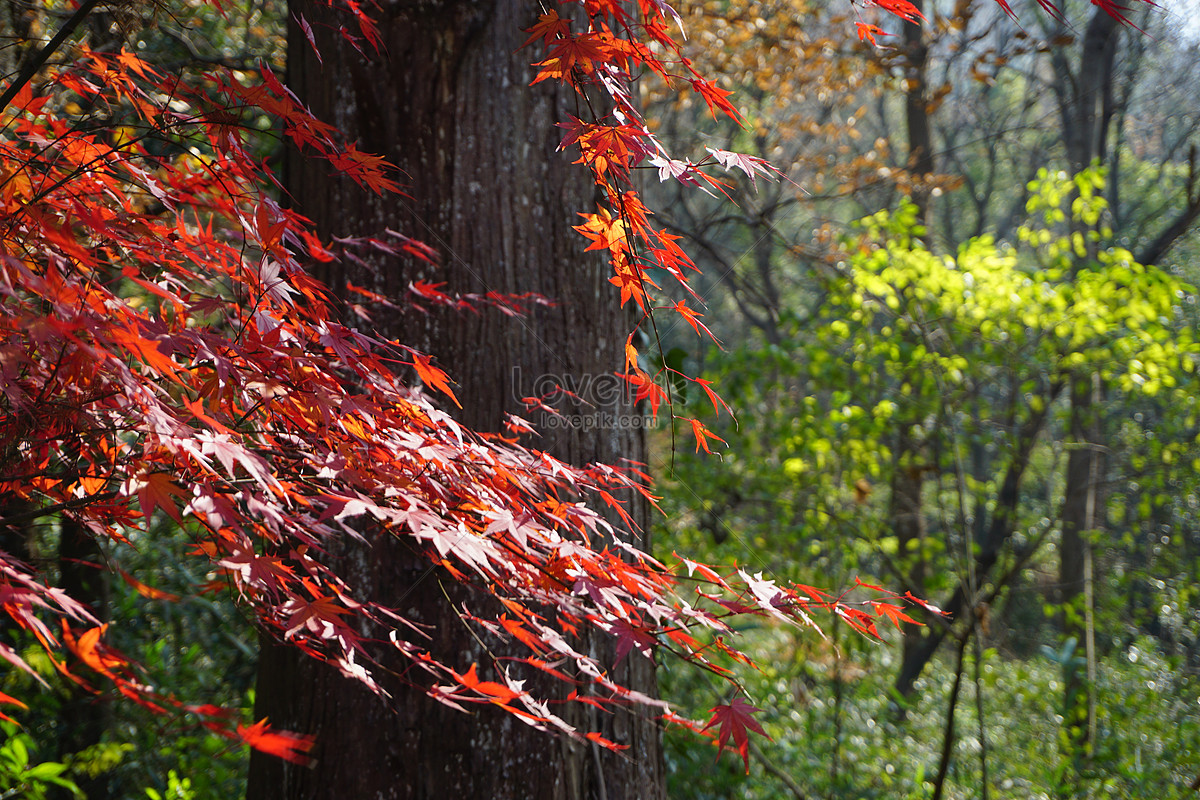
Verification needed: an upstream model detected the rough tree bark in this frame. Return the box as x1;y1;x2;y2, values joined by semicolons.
245;2;664;798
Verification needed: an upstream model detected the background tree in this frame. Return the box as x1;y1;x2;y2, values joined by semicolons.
649;0;1200;796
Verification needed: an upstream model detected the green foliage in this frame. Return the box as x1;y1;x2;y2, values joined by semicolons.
0;722;82;799
0;520;256;798
663;170;1197;574
664;627;1200;799
145;770;197;800
659;170;1200;797
97;524;258;799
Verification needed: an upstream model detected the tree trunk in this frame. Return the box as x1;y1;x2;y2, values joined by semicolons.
54;517;111;800
246;3;663;798
1055;10;1119;174
890;7;935;708
1052;11;1119;772
1059;375;1102;770
902;1;934;229
891;420;928;708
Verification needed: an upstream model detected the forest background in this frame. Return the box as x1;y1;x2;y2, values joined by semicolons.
0;0;1198;799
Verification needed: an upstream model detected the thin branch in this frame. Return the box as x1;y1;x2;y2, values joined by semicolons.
973;624;991;800
0;0;103;113
749;739;808;800
1136;144;1200;266
930;630;970;800
0;491;119;529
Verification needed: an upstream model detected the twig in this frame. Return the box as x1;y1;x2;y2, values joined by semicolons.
749;739;808;800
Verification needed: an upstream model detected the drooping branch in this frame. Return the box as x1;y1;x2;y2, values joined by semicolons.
1137;145;1200;266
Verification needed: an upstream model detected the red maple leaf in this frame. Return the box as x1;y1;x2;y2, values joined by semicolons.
691;377;732;418
453;663;523;704
522;10;573;49
608;617;657;665
689;78;742;123
836;605;881;638
905;591;949;616
125;470;188;525
623;370;666;417
701;696;768;774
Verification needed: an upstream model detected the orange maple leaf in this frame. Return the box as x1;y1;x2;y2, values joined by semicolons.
0;689;27;724
669;300;718;340
119;569;182;602
690;78;742;123
856;22;890;46
64;624;126;678
454;663;523;704
574;208;628;252
871;601;922;629
116;46;155;80
237;719;315;764
691;377;732;418
411;352;462;408
688;418;726;453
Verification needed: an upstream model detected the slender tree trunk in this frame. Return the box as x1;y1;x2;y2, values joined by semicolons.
53;517;111;800
246;3;663;798
929;632;969;800
1059;374;1102;774
1052;13;1119;776
902;0;934;229
1055;11;1119;175
891;420;928;708
890;5;935;710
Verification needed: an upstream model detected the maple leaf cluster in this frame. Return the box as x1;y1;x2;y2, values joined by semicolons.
515;0;1150;768
0;0;955;774
527;0;790;451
